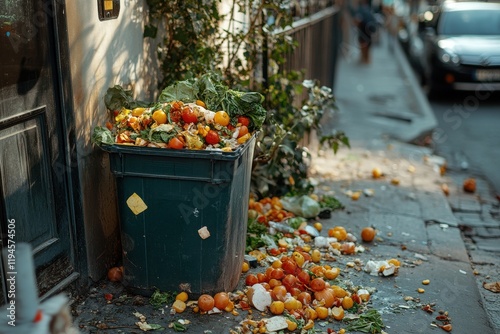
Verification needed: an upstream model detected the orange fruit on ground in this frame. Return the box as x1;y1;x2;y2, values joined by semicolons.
311;249;321;263
342;296;354;309
197;294;215;312
214;111;230;126
284;297;299;311
172;299;187;313
242;262;250;273
269;300;285;314
286;319;298;331
314;288;335;308
324;267;340;280
361;227;376;242
328;226;347;241
107;267;123;282
313;222;323;232
224;300;235;312
152;109;167;124
257;272;268;283
297;291;312;305
175;291;189;302
332;306;345;320
269;268;285;280
305;307;318;320
214;292;230;310
272;259;282;269
372;167;383;178
310;277;326;292
310;265;326;277
271;285;288;302
315;306;329;319
463;178;476;193
332;285;347;298
245;274;258;286
269;278;282;289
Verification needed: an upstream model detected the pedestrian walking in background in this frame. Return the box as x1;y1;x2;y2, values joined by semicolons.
353;0;377;64
382;0;398;51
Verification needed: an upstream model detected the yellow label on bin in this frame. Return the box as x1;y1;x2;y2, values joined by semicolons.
127;193;148;215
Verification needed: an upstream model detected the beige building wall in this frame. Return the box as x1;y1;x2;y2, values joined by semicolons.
64;0;159;280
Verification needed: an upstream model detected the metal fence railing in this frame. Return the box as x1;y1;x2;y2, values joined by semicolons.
276;5;342;91
266;4;342;148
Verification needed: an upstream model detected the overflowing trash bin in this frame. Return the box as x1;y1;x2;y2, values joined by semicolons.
94;74;266;296
103;136;255;296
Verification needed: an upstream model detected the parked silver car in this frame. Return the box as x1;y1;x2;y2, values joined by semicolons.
421;1;500;95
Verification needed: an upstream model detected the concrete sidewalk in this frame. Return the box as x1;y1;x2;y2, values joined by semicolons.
313;29;500;333
322;29;436;146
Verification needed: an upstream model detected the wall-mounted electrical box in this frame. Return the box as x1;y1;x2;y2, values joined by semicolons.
98;0;120;21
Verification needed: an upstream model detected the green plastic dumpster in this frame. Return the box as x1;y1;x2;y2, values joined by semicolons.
102;136;255;296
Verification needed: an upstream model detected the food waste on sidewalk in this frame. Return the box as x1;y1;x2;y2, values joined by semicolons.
99;194;396;333
93;180;460;334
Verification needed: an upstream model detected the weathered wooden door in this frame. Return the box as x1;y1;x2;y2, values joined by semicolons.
0;0;78;301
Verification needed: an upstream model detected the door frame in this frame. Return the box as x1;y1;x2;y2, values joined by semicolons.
39;0;88;298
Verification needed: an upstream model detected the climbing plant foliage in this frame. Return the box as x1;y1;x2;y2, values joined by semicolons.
145;0;349;197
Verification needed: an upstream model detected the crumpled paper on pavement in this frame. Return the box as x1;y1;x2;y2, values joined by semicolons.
364;260;399;276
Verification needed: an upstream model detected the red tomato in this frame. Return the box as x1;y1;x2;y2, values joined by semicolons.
351;294;362;304
181;107;198;123
237;116;250;126
269;268;285;280
282;274;298;292
168;137;184;149
238;125;249;138
205;130;220;145
245;274;258;286
296;270;310;285
268;248;281;256
105;121;113;130
281;258;298;275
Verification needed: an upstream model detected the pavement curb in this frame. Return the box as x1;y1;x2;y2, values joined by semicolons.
393;40;437;145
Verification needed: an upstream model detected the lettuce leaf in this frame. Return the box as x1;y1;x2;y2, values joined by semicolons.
157;79;199;103
91;126;114;145
197;73;267;129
